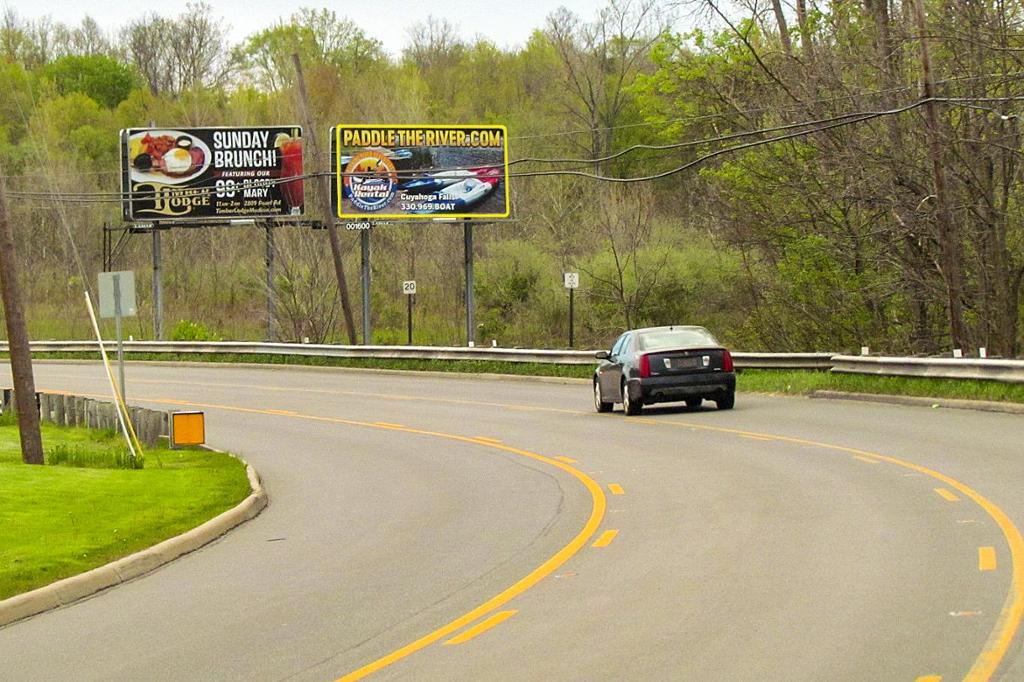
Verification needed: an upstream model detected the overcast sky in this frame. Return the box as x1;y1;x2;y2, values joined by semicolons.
2;0;622;55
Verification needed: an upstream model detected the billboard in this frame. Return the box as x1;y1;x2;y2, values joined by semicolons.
332;124;509;220
120;126;304;221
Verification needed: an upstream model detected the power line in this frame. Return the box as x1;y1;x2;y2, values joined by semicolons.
6;94;1024;204
506;70;1024;141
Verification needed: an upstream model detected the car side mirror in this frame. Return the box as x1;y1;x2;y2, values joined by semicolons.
595;350;610;360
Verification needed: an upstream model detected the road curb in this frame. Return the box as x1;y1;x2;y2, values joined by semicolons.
0;457;267;630
809;390;1024;415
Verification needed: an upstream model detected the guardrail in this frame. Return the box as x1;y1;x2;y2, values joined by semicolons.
831;355;1024;384
0;341;834;370
2;341;1022;382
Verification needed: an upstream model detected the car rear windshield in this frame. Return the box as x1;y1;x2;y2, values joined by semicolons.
638;328;719;351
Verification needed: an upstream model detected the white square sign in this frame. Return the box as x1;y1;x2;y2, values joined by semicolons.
564;272;579;289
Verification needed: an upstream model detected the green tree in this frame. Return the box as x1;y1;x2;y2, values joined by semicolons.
42;54;139;108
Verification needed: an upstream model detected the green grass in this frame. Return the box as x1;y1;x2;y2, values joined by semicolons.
15;351;1024;404
0;421;251;600
737;369;1024;404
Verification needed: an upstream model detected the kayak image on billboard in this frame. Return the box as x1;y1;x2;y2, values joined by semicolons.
408;179;495;214
128;130;211;185
333;124;510;220
342;167;497;199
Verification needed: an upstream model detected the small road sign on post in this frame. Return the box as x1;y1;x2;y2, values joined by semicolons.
403;280;416;345
98;270;137;406
564;272;579;347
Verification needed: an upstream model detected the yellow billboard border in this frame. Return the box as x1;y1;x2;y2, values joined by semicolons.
334;124;511;220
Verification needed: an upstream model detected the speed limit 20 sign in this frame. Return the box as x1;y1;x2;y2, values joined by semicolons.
402;280;417;295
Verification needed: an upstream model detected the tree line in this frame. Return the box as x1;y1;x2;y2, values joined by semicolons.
0;0;1021;356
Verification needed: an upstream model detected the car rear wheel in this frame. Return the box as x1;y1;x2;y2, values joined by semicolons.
622;380;643;416
716;391;735;410
594;379;612;413
686;398;702;410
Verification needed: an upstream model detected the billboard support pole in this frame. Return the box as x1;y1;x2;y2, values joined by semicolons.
464;219;475;346
265;222;275;342
361;226;372;345
152;227;163;340
569;287;575;348
103;221;110;272
407;294;414;345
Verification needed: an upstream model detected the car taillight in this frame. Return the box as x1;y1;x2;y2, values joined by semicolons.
639;353;651;378
722;350;734;372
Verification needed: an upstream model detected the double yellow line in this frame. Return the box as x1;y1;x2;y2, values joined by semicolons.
73;381;1021;681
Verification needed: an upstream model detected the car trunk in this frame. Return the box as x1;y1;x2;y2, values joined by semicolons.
644;348;729;376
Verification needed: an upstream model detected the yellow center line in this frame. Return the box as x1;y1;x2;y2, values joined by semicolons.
608;484;625;495
51;379;1023;680
853;455;880;464
935;488;962;503
592;529;619;548
741;434;774;442
916;676;942;682
443;610;518;646
157;400;604;680
53;389;606;679
472;437;503;444
640;416;1024;682
980;547;998;572
554;456;577;464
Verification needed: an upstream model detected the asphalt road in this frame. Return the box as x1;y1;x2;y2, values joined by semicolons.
1;362;1022;681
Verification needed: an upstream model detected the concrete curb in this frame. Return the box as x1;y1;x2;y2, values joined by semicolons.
0;457;267;629
810;390;1024;415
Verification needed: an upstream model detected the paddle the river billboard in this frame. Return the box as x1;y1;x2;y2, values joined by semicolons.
120;126;304;221
332;124;510;220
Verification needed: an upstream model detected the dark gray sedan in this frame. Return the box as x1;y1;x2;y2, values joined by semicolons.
593;326;736;415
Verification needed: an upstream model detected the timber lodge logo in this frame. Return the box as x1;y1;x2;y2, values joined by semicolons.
345;151;398;212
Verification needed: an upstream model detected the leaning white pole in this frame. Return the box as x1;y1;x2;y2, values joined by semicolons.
83;290;138;461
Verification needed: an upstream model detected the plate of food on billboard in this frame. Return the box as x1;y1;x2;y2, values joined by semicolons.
120;126;304;221
333;125;510;220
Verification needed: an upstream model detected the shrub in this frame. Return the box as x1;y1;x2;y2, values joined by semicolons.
171;319;221;342
46;442;144;469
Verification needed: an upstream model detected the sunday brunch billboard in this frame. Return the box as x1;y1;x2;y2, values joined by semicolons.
332;124;510;220
120;126;304;221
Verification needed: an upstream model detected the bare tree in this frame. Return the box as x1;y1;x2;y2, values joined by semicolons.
121;3;233;95
584;184;667;330
545;0;667;171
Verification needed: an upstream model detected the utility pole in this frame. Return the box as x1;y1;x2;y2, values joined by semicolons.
0;163;44;464
291;53;358;345
913;0;967;350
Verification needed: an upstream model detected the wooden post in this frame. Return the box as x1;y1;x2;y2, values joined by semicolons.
0;163;43;464
913;0;967;350
73;396;85;426
53;394;65;426
38;393;50;423
291;53;358;344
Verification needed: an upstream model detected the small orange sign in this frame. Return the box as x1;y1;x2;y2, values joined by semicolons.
171;411;205;447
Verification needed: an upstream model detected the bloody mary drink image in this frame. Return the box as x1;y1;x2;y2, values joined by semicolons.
279;136;304;213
